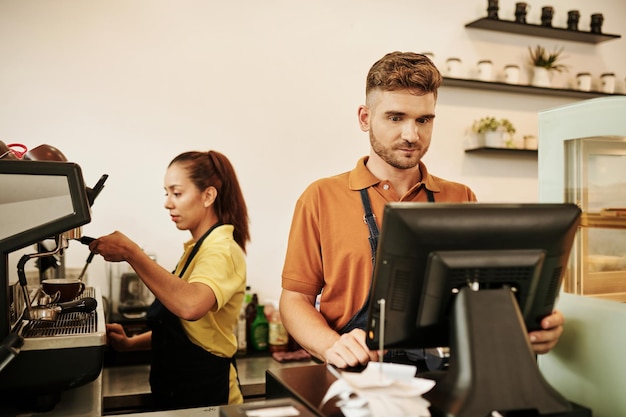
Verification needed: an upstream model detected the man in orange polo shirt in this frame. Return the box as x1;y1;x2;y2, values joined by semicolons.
280;51;564;369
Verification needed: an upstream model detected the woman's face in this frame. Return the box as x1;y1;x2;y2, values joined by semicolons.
163;163;208;234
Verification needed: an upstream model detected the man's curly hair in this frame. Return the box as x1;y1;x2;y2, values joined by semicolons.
366;51;442;101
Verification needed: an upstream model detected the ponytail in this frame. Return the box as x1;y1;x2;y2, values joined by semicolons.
207;151;250;252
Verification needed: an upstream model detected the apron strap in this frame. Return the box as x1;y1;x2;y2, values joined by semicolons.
178;221;223;277
426;189;435;203
339;187;435;334
360;188;380;264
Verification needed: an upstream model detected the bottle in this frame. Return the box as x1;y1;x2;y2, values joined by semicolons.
269;310;289;352
236;302;247;354
236;286;252;354
245;293;258;345
250;304;269;351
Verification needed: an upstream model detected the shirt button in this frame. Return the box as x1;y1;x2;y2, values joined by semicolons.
383;184;390;190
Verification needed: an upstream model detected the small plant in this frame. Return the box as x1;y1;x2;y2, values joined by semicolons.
528;45;568;72
472;117;516;134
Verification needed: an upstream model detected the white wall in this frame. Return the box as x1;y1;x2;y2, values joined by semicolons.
1;0;625;304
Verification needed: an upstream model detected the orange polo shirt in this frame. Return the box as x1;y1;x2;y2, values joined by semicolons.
281;157;477;331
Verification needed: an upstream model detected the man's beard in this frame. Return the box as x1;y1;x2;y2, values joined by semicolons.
369;131;425;170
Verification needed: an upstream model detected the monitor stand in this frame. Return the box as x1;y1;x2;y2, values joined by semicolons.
423;287;589;417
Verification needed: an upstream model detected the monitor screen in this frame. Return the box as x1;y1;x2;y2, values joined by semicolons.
0;160;92;253
365;202;581;351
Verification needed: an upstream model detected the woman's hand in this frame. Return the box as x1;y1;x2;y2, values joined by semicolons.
106;323;133;351
89;231;141;263
106;323;152;352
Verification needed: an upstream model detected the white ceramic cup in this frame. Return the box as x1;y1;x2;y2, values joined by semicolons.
477;60;493;82
601;73;615;94
446;58;463;78
524;135;538;150
421;52;435;63
504;65;520;84
576;73;592;92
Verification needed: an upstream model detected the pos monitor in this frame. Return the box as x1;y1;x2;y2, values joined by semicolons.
365;202;582;417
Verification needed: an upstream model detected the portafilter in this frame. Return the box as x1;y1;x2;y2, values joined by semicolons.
17;246;97;322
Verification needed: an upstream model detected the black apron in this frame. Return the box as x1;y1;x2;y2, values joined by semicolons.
339;188;435;334
146;222;234;409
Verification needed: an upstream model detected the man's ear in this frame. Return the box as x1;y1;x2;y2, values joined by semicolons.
358;105;371;132
203;186;218;207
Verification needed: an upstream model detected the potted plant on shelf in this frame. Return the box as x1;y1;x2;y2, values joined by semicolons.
469;117;516;148
528;45;568;88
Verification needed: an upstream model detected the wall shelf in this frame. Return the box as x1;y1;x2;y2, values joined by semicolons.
465;147;537;155
458;16;621;161
466;17;621;44
443;77;621;99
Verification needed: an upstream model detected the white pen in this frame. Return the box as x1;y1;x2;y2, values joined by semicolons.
326;363;343;381
378;298;386;381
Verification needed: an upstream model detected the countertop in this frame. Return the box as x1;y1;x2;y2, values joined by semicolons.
0;352;314;417
103;353;315;415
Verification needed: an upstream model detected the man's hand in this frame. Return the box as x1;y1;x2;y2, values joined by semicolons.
323;328;379;368
528;310;564;354
280;290;379;368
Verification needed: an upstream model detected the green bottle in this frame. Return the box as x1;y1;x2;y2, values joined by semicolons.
250;304;269;351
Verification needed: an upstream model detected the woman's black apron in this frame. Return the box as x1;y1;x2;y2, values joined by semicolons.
146;222;233;409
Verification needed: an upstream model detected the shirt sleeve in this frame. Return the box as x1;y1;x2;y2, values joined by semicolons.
187;227;246;311
281;186;325;297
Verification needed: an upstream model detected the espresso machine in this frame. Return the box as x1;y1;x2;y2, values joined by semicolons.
0;155;108;411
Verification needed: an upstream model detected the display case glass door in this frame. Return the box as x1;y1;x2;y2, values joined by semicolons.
565;136;626;301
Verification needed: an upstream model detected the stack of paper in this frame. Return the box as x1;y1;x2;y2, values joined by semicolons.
321;362;435;417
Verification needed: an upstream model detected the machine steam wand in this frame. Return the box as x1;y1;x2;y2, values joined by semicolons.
16;236;68;317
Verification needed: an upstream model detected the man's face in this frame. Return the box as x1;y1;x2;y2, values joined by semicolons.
359;89;436;170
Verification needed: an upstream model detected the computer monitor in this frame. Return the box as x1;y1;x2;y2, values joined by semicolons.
365;202;582;416
365;202;580;350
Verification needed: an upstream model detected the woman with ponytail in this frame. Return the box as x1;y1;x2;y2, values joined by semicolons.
92;150;250;410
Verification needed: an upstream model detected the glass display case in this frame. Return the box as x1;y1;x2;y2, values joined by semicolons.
538;97;626;303
537;96;626;417
565;136;626;301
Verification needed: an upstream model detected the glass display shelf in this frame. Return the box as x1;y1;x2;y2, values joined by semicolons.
466;17;621;44
581;211;626;230
579;210;626;302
